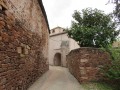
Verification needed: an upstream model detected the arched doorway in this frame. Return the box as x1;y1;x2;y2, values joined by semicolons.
54;53;61;66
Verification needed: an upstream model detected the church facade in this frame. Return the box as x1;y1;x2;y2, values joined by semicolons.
49;27;79;67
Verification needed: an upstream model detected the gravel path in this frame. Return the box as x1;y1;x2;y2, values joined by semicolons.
28;66;84;90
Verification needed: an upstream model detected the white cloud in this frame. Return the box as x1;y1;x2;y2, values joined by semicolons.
43;0;115;29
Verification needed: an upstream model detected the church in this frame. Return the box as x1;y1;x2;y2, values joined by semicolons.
49;26;79;67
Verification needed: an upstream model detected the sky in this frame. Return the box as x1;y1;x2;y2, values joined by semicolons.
43;0;115;29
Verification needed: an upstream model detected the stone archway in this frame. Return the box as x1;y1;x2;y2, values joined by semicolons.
54;53;61;66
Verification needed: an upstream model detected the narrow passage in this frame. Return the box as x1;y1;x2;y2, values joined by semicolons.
28;66;84;90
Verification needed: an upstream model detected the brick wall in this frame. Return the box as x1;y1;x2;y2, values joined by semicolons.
67;47;111;82
0;0;49;90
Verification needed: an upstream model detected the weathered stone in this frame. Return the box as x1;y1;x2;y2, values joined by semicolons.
0;68;4;72
26;45;30;49
80;59;88;63
67;47;111;82
24;48;29;55
1;78;7;84
0;21;5;29
86;67;92;70
2;33;9;42
80;77;88;80
0;5;2;10
0;17;3;21
79;67;84;69
0;36;2;40
17;47;22;54
0;0;49;89
7;25;12;29
21;43;25;47
5;11;14;20
80;69;86;75
20;54;25;57
2;64;8;68
0;0;8;10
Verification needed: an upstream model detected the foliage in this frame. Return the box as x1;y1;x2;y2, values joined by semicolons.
109;0;120;23
67;8;119;48
101;46;120;80
82;82;113;90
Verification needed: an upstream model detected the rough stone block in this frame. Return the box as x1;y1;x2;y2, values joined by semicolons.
0;17;3;21
0;36;2;40
17;47;22;54
20;54;25;57
79;67;84;69
1;78;7;84
80;77;88;80
0;21;5;29
0;5;2;10
21;43;25;47
24;48;29;55
80;69;86;75
0;0;8;10
5;11;14;20
80;59;88;63
26;45;30;49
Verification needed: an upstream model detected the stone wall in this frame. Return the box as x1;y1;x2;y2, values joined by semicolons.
0;0;49;90
67;47;111;82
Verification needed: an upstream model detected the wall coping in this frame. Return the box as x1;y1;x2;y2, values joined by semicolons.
68;47;105;55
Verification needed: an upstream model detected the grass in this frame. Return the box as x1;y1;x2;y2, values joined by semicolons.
81;82;114;90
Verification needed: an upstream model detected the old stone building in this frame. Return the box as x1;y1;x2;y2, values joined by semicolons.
49;26;79;67
0;0;49;89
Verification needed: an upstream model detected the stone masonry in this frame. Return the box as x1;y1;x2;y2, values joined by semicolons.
0;0;49;90
67;47;111;82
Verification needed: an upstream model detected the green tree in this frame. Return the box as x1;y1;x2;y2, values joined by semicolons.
67;8;119;48
109;0;120;23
